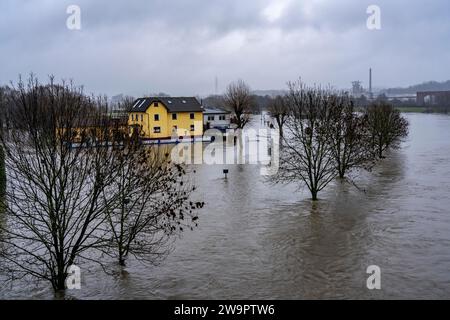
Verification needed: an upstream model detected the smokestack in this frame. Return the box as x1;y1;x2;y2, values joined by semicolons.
369;68;373;99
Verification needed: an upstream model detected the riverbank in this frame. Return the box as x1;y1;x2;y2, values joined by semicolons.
395;106;426;113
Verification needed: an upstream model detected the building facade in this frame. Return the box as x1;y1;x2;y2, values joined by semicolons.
128;97;203;139
203;107;231;131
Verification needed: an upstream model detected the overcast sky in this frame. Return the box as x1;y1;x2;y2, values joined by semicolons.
1;0;449;97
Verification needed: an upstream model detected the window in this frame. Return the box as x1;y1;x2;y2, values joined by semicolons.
219;115;226;121
190;124;195;131
190;113;195;119
172;113;177;120
131;114;134;121
154;114;159;121
207;115;215;121
154;102;158;107
153;127;161;133
141;114;143;121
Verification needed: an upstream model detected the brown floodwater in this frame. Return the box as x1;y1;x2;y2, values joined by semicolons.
1;113;450;299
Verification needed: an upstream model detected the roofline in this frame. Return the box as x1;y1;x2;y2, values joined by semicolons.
203;110;231;114
130;97;204;113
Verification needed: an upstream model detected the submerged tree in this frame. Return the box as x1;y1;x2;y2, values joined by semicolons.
0;75;202;292
0;76;119;291
268;95;289;138
328;93;374;179
101;145;203;266
273;82;337;201
222;79;255;129
365;101;409;158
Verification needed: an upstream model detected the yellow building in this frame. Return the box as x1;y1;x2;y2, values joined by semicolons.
128;97;204;139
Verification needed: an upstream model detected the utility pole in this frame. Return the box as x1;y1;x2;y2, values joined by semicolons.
215;76;218;96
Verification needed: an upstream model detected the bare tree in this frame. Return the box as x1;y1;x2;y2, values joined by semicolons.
114;95;136;113
273;81;337;201
0;88;7;202
0;76;123;291
365;101;409;158
100;145;203;266
268;95;289;138
222;80;255;129
328;93;375;178
0;75;203;293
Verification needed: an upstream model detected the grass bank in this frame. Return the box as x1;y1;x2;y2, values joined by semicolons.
395;106;426;113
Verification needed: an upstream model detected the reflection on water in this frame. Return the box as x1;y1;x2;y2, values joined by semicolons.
2;113;450;299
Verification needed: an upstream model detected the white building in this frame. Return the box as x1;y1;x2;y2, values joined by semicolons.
203;108;231;131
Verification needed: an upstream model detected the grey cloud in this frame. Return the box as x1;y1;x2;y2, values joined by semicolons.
0;0;449;96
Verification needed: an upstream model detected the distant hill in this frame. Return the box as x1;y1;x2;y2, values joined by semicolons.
383;80;450;95
251;89;287;97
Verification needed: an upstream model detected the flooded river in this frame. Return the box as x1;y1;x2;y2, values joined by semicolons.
2;113;450;299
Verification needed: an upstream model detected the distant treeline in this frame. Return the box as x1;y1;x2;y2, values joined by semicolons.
202;94;285;114
382;80;450;95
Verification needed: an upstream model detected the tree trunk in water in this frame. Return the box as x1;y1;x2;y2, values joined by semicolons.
311;189;318;201
338;165;346;179
56;270;66;291
119;255;126;266
378;136;383;158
